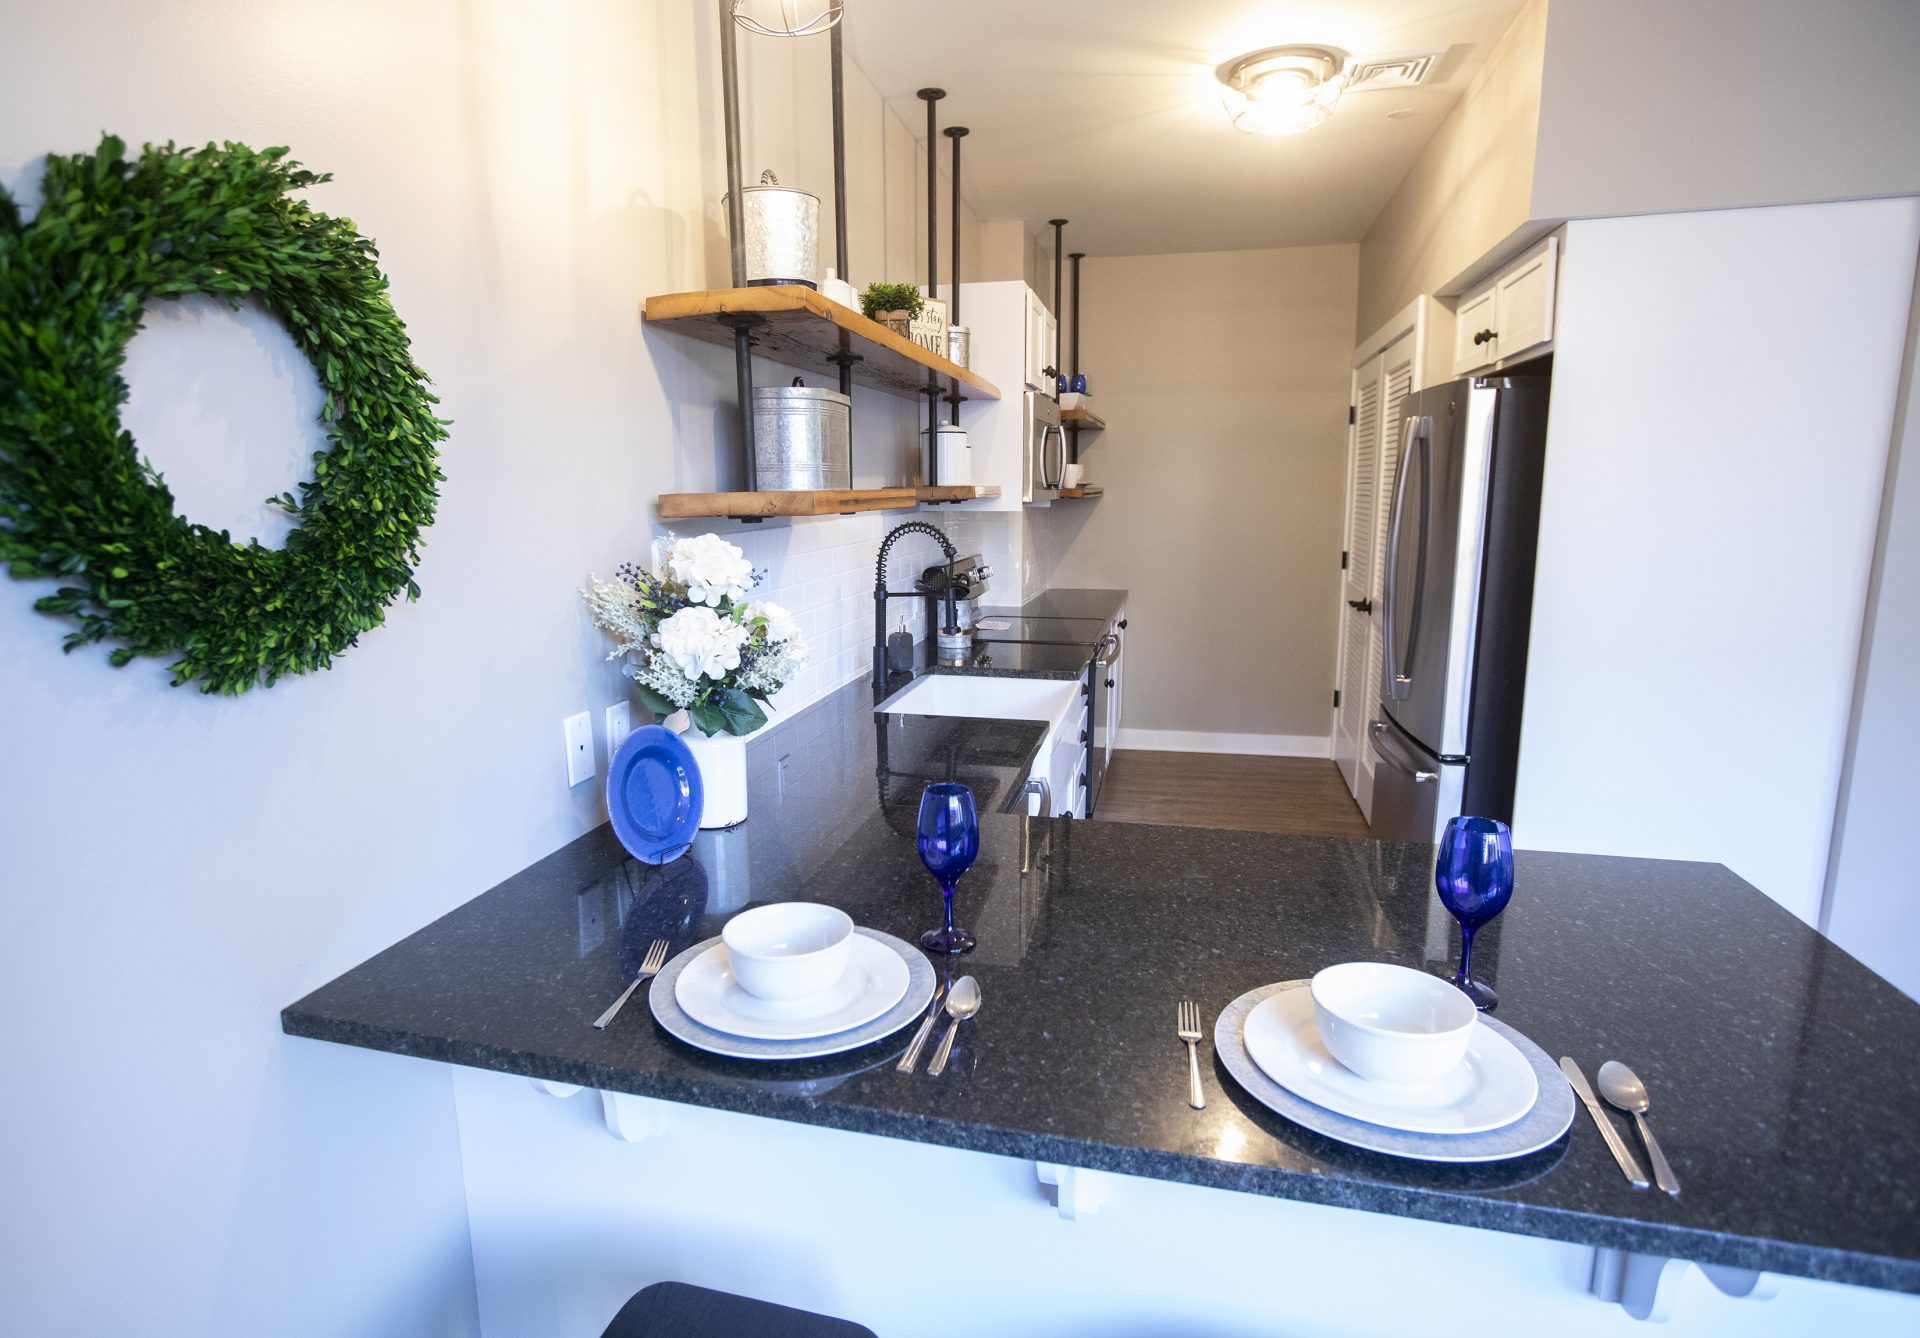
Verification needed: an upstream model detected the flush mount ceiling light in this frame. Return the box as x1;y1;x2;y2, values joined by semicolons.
1217;45;1347;136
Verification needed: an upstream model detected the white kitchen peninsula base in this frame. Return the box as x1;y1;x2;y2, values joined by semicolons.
449;1068;1917;1337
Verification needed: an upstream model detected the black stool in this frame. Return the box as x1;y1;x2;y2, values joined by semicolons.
601;1281;877;1338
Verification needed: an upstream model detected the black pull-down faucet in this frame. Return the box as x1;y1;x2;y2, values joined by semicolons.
873;521;959;690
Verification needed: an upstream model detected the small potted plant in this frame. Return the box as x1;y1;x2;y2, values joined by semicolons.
860;281;924;338
583;534;807;828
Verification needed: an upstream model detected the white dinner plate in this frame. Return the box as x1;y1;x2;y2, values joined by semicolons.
674;934;910;1041
1215;981;1574;1164
1242;983;1538;1135
649;928;935;1062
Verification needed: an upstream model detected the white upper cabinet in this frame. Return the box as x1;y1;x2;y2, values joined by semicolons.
1451;237;1560;376
1024;287;1058;394
1452;286;1500;373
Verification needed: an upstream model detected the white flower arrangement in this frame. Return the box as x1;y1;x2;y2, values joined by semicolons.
582;533;807;738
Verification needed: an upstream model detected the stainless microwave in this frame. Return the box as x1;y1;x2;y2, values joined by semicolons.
1023;390;1065;504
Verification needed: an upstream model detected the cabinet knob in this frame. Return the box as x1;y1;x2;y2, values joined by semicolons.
1472;329;1497;346
1118;618;1128;629
1105;678;1115;688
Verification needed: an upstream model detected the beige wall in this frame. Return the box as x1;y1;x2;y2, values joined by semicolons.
1354;0;1545;348
1049;245;1360;745
736;30;989;297
1356;0;1920;352
1532;0;1920;221
0;2;985;1332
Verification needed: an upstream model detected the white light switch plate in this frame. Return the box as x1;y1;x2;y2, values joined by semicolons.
605;701;633;755
563;712;595;787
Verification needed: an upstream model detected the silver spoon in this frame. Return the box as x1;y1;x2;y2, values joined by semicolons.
1598;1061;1680;1197
926;975;981;1076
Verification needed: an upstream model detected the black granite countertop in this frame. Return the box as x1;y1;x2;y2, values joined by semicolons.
283;674;1920;1297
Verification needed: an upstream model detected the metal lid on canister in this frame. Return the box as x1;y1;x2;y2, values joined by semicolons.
753;381;850;407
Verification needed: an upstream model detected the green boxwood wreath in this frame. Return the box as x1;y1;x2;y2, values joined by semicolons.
0;135;448;694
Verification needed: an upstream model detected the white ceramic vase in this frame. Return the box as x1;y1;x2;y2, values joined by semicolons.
680;724;750;829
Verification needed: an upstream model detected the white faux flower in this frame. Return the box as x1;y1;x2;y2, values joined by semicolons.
666;533;753;607
748;600;802;646
654;605;748;681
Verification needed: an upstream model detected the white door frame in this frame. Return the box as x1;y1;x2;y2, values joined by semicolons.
1354;296;1430;384
1332;299;1428;820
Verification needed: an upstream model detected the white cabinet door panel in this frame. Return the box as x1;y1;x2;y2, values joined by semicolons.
1453;286;1498;374
1494;238;1558;363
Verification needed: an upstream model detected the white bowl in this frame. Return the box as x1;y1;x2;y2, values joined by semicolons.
1309;962;1477;1086
721;903;855;1002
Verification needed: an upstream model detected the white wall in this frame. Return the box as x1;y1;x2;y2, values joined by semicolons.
1823;258;1920;1000
1514;198;1920;922
0;3;974;1333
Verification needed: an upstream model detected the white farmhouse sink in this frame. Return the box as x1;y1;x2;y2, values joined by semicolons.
877;672;1088;819
877;673;1079;725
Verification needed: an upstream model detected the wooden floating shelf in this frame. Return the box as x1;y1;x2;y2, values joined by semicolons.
643;286;1001;402
1057;485;1105;499
1061;408;1106;431
655;483;1001;521
657;488;916;519
916;484;1001;505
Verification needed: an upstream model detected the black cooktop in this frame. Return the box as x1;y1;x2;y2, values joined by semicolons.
959;640;1095;675
971;610;1108;647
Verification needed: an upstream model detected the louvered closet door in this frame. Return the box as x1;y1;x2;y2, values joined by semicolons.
1334;355;1382;799
1366;339;1417;756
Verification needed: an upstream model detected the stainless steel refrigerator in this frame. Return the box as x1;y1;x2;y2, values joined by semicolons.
1369;372;1551;843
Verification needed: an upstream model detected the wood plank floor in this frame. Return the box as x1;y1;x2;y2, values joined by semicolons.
1095;750;1370;838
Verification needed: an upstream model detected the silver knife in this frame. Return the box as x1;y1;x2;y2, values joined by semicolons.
895;982;949;1073
1561;1057;1650;1189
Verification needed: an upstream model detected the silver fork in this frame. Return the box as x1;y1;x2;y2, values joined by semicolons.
592;939;670;1029
1177;999;1206;1110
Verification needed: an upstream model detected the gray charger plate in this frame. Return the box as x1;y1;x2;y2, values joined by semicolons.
650;927;935;1060
1215;980;1574;1163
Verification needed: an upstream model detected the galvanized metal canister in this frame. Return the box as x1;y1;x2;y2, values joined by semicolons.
724;170;820;287
946;324;971;368
753;379;850;490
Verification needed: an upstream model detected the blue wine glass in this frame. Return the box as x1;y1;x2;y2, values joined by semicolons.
917;782;979;955
1435;816;1514;1011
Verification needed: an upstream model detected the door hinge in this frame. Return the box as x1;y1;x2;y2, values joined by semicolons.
1333;689;1342;708
1348;405;1356;425
1340;550;1349;570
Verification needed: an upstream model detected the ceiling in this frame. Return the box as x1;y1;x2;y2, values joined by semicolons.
843;0;1527;256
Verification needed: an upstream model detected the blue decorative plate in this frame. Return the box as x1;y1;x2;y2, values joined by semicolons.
606;725;703;864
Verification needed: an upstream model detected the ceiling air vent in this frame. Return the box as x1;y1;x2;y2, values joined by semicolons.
1345;51;1441;91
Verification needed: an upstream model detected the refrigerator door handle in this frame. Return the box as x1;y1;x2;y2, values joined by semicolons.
1370;719;1437;783
1381;415;1430;702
